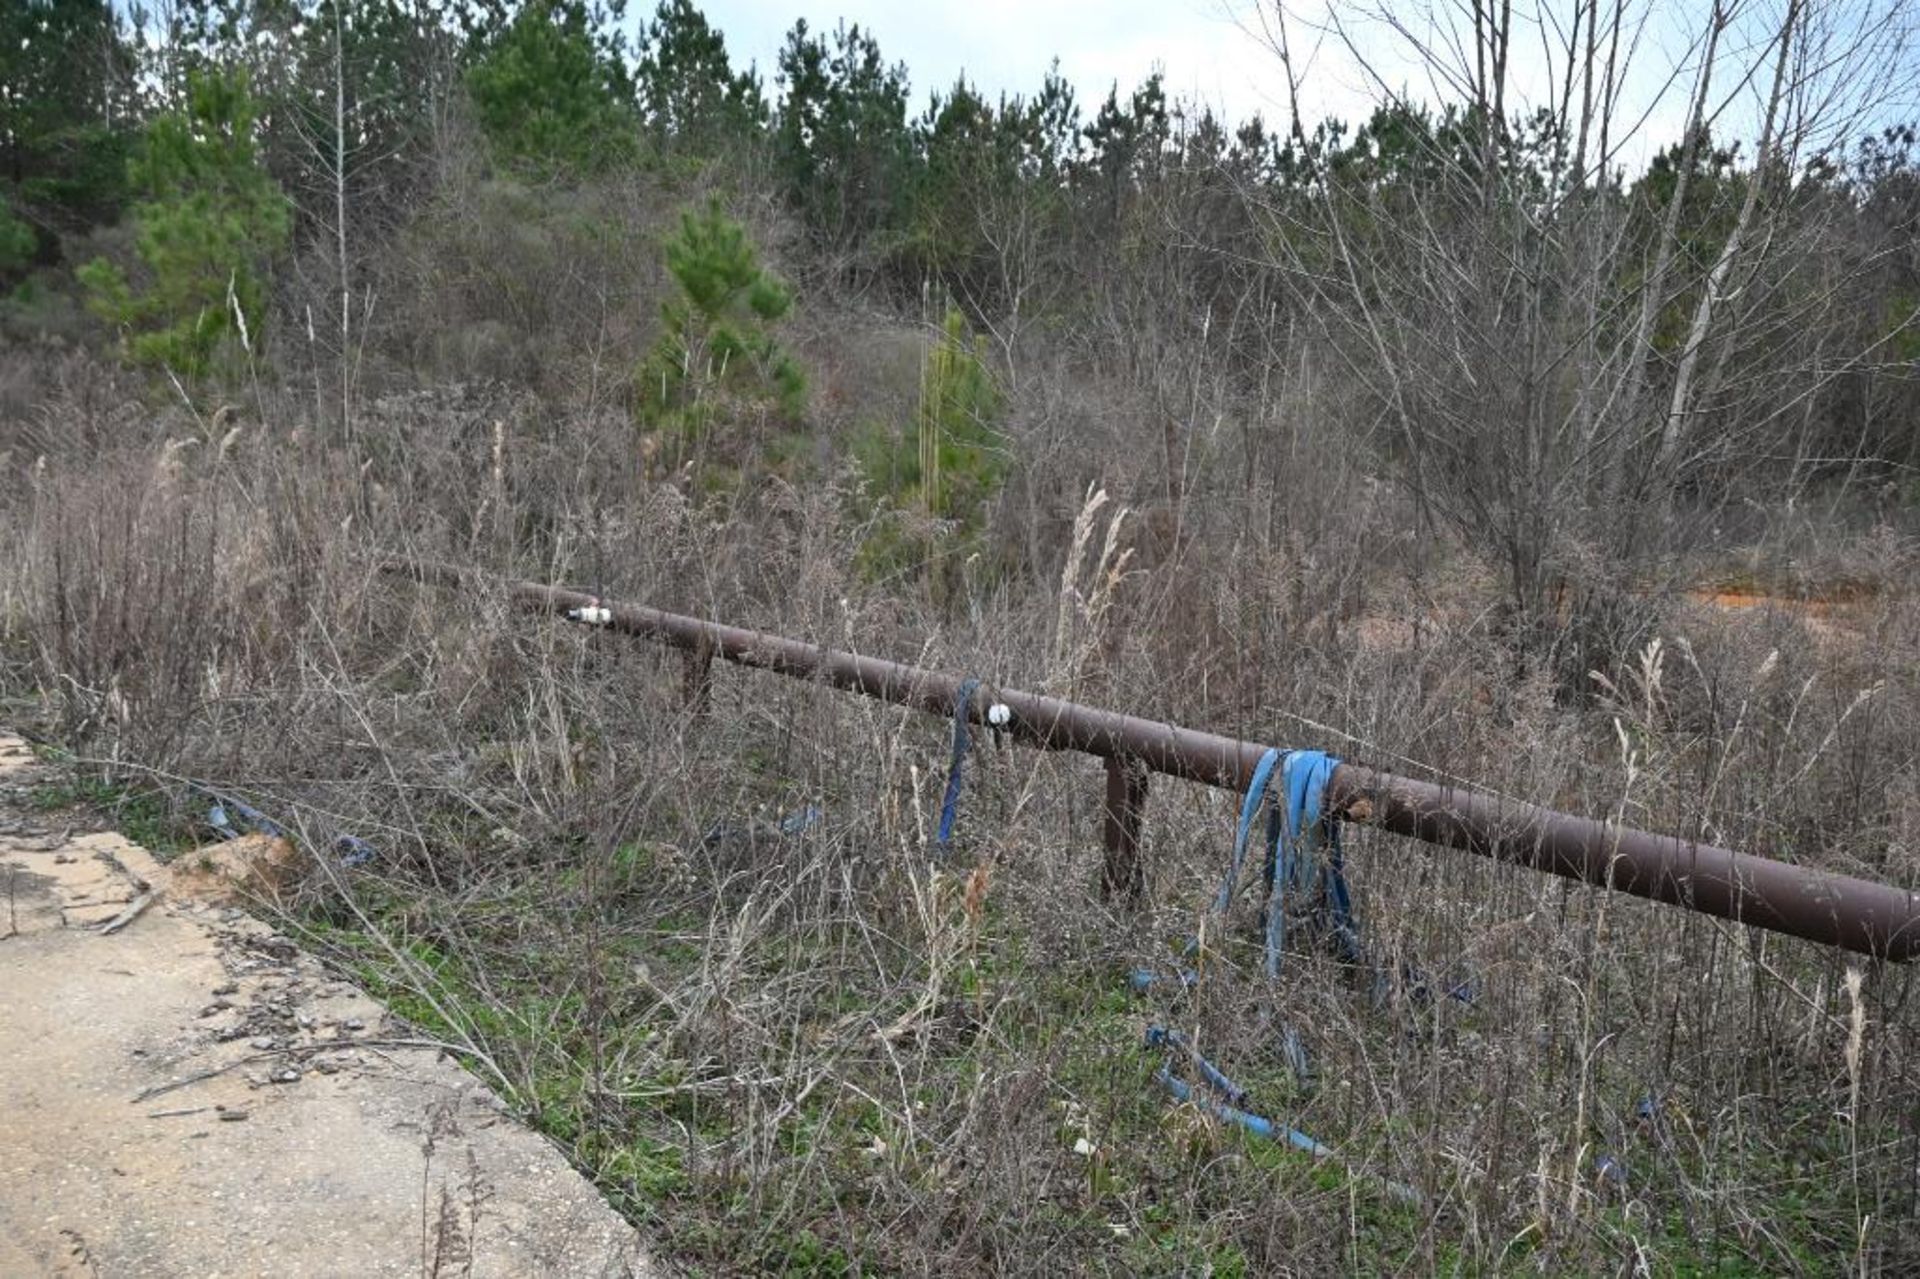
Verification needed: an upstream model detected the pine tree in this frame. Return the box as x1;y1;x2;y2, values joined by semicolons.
77;69;289;375
1081;74;1169;227
774;20;913;249
466;0;639;176
854;305;1006;588
0;0;138;278
636;0;764;158
637;201;805;471
0;205;36;278
858;306;1001;520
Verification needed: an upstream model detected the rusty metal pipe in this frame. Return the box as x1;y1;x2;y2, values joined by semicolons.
397;564;1920;961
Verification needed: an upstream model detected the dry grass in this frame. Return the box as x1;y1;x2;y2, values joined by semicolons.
4;346;1919;1275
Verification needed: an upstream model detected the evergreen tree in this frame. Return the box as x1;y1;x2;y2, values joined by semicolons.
279;1;463;219
0;204;37;279
133;0;461;230
1027;64;1083;180
910;306;1004;521
774;20;912;249
907;76;1002;282
1081;74;1169;225
905;74;1079;312
467;0;639;176
855;305;1006;585
0;0;138;277
1628;127;1745;350
638;201;805;470
77;69;289;375
636;0;765;158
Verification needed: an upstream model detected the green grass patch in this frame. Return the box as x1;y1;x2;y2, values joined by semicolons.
285;793;1892;1276
27;773;198;857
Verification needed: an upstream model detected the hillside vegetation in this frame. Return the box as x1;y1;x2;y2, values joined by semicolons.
4;1;1920;1273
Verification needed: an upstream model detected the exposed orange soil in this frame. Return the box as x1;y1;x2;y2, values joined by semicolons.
1687;588;1856;617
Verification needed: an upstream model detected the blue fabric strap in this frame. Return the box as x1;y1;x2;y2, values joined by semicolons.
1302;753;1361;965
1212;747;1283;919
936;677;982;853
1208;748;1358;976
1266;749;1344;976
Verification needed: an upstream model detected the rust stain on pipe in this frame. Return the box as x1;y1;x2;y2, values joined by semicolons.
395;564;1920;961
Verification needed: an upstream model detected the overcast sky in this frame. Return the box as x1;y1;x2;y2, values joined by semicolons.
696;0;1309;124
689;1;1918;167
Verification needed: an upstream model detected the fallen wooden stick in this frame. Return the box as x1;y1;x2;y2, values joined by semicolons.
97;890;157;936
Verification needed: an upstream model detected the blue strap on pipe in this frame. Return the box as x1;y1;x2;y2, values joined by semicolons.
1207;749;1356;977
936;677;982;854
1297;751;1359;962
1211;748;1283;919
1264;755;1473;1003
1265;750;1349;976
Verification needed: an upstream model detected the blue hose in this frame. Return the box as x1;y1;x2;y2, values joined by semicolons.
1145;1025;1250;1108
1153;1065;1332;1158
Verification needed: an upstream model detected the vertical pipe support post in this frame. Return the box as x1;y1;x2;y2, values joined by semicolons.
1103;754;1150;904
682;634;716;721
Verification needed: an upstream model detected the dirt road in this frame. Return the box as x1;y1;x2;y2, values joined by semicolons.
0;734;650;1277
